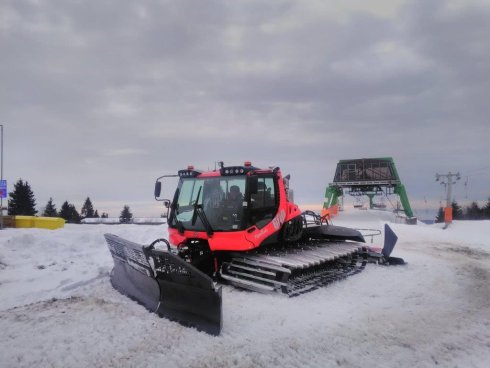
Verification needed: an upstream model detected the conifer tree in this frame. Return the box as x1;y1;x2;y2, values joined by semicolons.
435;207;444;223
59;201;81;223
119;205;133;223
8;179;38;216
451;201;464;220
484;198;490;219
465;202;482;220
69;204;81;223
101;212;109;218
81;197;95;218
94;210;100;218
59;201;70;221
42;197;58;217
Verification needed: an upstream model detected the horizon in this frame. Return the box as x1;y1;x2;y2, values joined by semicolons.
16;182;489;221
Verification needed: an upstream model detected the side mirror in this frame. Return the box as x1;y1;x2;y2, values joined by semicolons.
249;176;258;194
154;181;162;198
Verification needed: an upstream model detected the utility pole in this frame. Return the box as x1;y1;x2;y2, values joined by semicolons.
436;171;460;228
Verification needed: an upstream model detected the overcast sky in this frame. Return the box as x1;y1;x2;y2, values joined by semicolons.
1;0;489;219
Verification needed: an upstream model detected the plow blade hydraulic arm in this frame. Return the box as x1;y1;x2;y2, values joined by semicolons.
104;234;222;335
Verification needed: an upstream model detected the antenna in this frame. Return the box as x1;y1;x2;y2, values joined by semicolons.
213;161;224;171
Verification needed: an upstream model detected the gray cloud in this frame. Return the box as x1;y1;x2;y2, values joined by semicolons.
1;0;489;218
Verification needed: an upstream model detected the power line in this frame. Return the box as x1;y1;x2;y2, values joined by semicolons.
465;166;490;176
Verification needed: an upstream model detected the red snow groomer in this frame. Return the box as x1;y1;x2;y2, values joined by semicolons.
105;162;404;335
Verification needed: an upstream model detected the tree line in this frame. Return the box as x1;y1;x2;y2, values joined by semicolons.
7;179;133;224
435;199;490;222
7;179;490;224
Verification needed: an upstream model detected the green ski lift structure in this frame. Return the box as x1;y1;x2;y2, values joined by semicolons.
323;157;417;224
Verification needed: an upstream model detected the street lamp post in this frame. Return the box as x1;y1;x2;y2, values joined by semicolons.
1;124;3;230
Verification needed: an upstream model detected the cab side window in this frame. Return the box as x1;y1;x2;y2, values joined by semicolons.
251;178;275;209
250;177;276;228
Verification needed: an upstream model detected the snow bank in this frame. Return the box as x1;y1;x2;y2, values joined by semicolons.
0;224;165;310
81;218;166;224
0;213;489;368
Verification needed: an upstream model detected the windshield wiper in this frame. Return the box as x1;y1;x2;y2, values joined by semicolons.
191;186;214;237
170;188;185;234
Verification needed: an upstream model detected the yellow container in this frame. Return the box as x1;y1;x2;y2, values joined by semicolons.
34;217;65;230
14;216;65;230
14;216;35;228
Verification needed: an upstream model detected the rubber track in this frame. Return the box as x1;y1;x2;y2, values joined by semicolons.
220;241;368;297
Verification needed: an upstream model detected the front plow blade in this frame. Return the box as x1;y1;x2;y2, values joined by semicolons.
104;234;222;335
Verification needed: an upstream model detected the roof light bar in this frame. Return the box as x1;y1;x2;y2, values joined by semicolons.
178;167;201;177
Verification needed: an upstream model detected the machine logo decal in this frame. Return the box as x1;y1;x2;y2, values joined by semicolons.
272;209;286;230
153;254;191;276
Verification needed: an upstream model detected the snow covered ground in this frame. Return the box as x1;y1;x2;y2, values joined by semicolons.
0;210;489;368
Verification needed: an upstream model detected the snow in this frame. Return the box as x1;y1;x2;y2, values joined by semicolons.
1;210;489;368
81;218;166;224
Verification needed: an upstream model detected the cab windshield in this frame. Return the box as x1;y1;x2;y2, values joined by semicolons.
170;174;278;232
172;176;247;231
